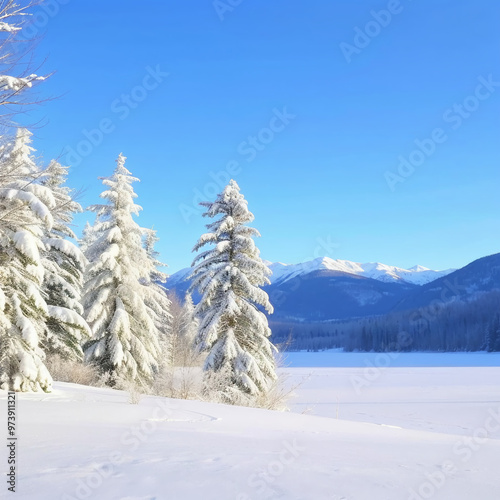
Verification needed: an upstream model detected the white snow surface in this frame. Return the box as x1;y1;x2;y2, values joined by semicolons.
47;305;91;336
44;238;86;268
1;352;499;499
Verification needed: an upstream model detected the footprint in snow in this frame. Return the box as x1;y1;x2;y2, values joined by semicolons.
119;497;156;500
148;409;220;423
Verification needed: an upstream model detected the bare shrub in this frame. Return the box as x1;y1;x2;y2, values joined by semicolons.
151;365;202;400
121;381;143;405
45;354;100;386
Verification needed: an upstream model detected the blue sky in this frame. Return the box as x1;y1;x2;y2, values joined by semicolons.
21;0;500;273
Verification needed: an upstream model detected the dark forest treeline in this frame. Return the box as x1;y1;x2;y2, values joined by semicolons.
271;290;500;352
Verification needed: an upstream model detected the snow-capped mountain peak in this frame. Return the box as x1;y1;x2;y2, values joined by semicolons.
167;257;454;288
267;257;454;286
409;265;430;272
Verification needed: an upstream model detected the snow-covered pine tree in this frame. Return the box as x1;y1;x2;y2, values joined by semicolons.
168;292;199;368
182;292;198;355
143;227;171;335
189;179;277;405
40;159;90;361
177;292;200;368
142;227;171;374
82;154;168;387
79;221;97;255
0;129;53;391
485;314;500;352
152;291;199;398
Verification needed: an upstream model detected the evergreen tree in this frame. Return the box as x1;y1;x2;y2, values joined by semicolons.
485;314;500;352
79;221;97;255
142;227;171;340
0;4;77;391
168;292;199;368
183;292;198;350
82;154;168;387
0;129;53;391
40;160;90;361
152;291;200;398
189;179;277;405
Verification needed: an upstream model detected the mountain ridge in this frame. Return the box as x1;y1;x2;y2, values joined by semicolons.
166;256;458;322
168;256;454;289
265;257;454;287
393;252;500;312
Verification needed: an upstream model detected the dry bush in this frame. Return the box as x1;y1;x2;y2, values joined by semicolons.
45;354;101;386
253;370;302;411
114;379;144;404
151;365;203;400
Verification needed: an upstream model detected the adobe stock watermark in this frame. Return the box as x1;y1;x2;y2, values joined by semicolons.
385;74;500;192
61;398;175;500
408;405;500;500
236;439;305;500
339;0;406;63
64;65;169;167
17;0;71;42
179;106;295;223
213;0;244;22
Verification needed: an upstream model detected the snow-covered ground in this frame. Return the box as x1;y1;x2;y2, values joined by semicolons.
284;351;500;436
1;352;499;500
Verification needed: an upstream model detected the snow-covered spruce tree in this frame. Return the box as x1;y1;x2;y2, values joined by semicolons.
189;179;277;405
167;292;199;368
82;154;169;387
79;221;98;255
179;292;199;365
152;291;199;398
142;227;171;340
0;129;53;391
142;227;172;386
40;159;90;361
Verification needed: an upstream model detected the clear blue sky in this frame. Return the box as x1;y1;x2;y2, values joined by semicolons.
22;0;500;273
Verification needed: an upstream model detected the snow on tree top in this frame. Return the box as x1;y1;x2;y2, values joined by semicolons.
0;21;21;32
0;74;45;92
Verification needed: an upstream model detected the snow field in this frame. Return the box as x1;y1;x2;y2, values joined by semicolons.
1;352;499;500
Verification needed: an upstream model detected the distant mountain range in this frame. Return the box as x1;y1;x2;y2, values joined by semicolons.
166;253;500;352
264;257;454;286
166;256;462;322
394;252;500;312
